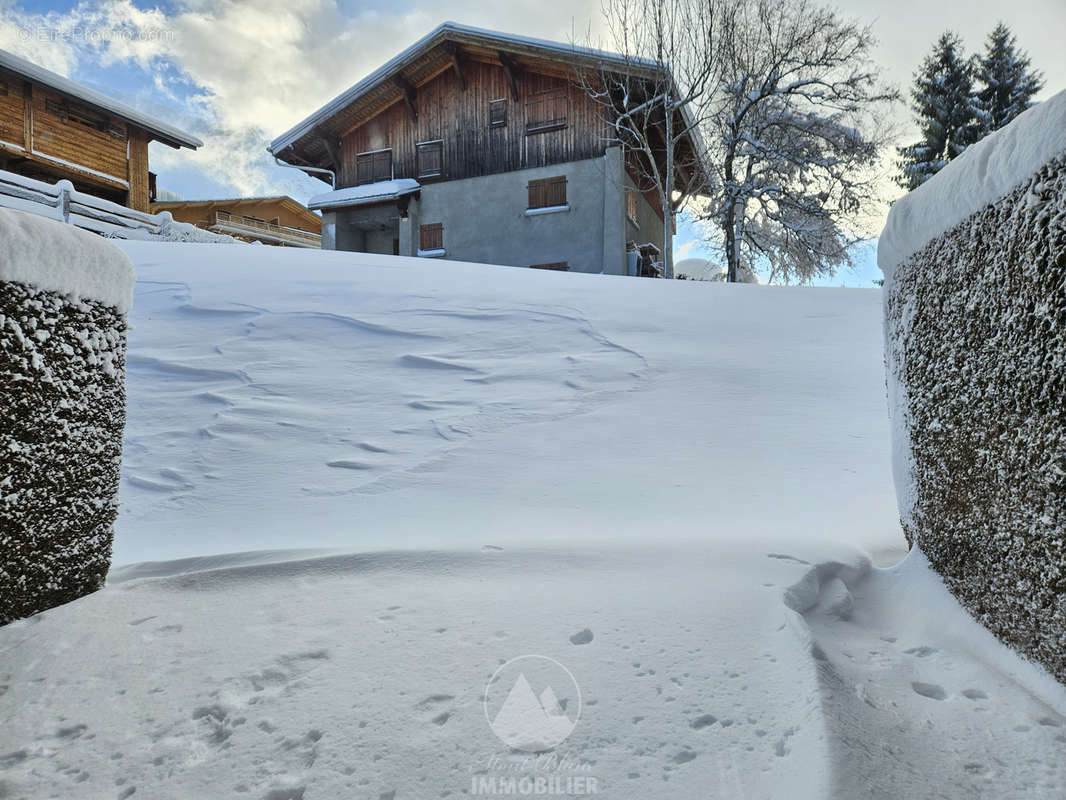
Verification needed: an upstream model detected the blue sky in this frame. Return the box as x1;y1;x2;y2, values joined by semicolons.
2;0;1061;285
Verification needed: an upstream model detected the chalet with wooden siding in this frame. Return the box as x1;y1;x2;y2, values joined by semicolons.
150;196;322;248
0;49;200;212
269;23;705;276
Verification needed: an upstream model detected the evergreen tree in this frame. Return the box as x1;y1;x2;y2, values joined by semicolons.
896;32;981;191
974;22;1044;134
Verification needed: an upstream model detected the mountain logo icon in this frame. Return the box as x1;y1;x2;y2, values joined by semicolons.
484;655;582;751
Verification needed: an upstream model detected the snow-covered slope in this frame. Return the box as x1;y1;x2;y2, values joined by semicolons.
112;243;900;565
2;245;1064;799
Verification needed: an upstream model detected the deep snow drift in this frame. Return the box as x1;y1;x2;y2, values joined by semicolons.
2;244;1064;799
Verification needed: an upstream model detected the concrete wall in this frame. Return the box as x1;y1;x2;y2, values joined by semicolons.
406;150;627;275
883;152;1066;684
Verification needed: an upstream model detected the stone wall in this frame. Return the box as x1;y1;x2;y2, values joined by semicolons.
1;208;133;623
883;153;1066;682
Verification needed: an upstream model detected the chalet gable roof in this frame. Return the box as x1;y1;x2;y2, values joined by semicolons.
0;49;201;150
268;21;667;160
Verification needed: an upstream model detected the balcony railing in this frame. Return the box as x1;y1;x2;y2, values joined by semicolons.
210;210;321;248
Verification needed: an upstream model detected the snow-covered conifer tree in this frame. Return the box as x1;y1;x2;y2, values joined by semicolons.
973;22;1044;135
896;32;980;191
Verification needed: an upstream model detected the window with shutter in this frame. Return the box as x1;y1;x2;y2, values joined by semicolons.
489;99;507;128
527;176;567;210
416;140;443;179
525;82;568;134
419;223;443;252
356;149;393;185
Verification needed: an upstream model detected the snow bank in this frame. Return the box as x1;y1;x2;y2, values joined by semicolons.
879;102;1066;683
0;206;135;313
0;208;132;624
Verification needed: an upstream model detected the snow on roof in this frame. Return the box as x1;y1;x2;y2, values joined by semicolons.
268;22;663;156
307;179;420;211
0;207;135;313
0;48;202;150
878;88;1066;280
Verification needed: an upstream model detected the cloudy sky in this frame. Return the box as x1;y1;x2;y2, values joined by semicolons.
1;0;1062;284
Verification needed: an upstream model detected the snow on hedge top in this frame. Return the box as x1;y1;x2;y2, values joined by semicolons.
0;208;135;313
308;179;421;211
878;88;1066;279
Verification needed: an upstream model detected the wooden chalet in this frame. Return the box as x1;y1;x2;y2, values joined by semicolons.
150;196;322;248
0;49;200;212
269;23;707;276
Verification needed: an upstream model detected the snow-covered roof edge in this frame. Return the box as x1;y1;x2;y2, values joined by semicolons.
878;88;1066;280
269;21;663;156
0;207;135;314
0;49;202;150
308;179;420;211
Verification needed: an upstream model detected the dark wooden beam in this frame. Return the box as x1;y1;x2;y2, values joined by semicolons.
392;75;418;120
443;42;466;91
315;132;341;173
497;51;520;102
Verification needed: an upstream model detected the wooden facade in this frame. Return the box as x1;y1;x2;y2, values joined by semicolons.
336;61;611;188
0;57;198;212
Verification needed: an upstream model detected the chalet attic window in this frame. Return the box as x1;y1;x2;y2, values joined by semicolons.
416;140;443;179
525;78;568;134
489;99;507;128
0;80;7;96
527;176;567;210
355;148;393;185
44;98;125;138
419;222;443;252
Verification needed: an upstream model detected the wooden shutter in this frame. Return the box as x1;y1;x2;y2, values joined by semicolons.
416;140;443;178
626;189;638;222
489;99;507;127
528;176;566;209
356;149;393;185
530;261;569;271
546;176;566;207
420;222;443;251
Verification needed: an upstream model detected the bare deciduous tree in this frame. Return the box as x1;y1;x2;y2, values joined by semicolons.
576;0;728;278
706;0;898;283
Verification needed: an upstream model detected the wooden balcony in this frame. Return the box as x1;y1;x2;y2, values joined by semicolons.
210;210;321;248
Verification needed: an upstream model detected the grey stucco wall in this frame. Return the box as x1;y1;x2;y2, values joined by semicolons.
408;150;625;274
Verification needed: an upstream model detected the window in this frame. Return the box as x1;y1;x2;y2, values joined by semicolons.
44;98;123;137
416;140;443;179
527;176;567;210
626;189;639;225
525;76;568;134
0;80;7;96
355;149;393;185
419;223;443;252
489;99;508;128
530;262;569;271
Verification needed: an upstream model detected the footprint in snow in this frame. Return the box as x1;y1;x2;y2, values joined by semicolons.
570;628;594;645
911;682;947;701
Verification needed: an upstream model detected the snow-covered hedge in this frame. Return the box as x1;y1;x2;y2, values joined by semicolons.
880;90;1066;683
1;208;134;624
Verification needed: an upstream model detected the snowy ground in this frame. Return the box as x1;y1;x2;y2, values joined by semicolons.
2;244;1064;799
